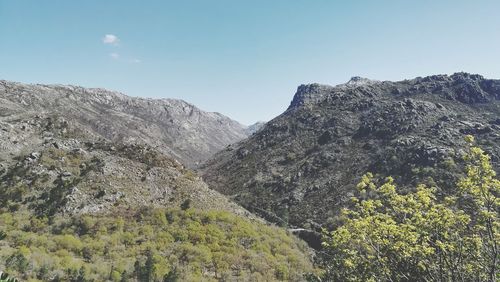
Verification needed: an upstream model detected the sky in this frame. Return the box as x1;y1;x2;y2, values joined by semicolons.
1;1;499;125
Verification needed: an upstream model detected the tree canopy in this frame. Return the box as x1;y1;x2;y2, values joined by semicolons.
321;136;499;281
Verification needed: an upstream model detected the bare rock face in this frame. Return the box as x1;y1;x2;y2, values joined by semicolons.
201;73;500;233
0;81;248;167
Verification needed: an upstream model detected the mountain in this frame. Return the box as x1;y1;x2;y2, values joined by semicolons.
0;108;251;217
0;79;258;218
0;81;316;281
0;80;248;167
201;73;500;236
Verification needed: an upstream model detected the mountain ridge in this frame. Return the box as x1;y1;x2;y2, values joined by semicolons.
201;72;500;236
0;80;249;167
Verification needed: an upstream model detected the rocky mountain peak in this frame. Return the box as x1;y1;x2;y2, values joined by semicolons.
288;83;335;109
287;72;500;111
288;76;379;109
344;76;378;86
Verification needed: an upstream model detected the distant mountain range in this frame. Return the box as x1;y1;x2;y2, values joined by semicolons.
0;80;249;168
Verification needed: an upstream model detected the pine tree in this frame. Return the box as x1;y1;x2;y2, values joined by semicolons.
144;250;154;282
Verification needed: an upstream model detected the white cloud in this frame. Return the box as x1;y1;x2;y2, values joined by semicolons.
102;34;119;45
131;58;142;63
109;53;120;59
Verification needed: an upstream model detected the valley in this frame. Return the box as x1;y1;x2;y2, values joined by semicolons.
0;73;498;281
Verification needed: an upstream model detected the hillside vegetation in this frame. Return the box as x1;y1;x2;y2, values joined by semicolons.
0;207;314;281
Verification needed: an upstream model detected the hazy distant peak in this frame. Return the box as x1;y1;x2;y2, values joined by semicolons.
245;121;267;135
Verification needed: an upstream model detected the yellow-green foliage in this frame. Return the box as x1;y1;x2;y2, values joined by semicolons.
0;208;314;281
458;135;499;281
321;136;499;282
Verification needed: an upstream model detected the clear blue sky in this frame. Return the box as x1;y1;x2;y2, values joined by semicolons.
1;1;499;125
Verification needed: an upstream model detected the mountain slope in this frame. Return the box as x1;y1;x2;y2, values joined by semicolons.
201;73;500;232
0;87;317;281
0;80;248;167
0;111;251;217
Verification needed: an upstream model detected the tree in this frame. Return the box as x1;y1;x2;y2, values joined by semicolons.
163;267;179;282
73;266;86;282
180;199;191;211
133;259;143;281
0;232;18;282
0;271;18;282
133;250;155;282
458;135;499;281
321;136;498;281
120;271;129;282
144;250;155;282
